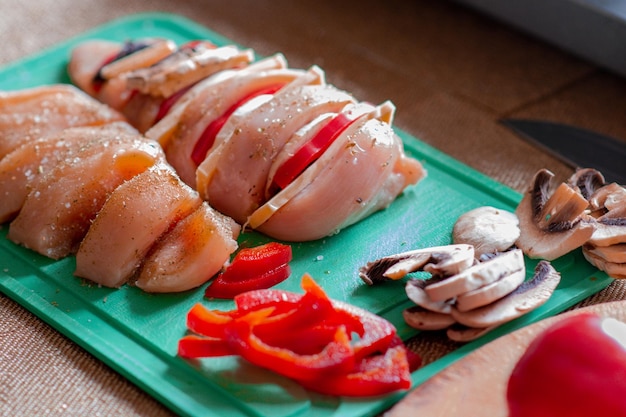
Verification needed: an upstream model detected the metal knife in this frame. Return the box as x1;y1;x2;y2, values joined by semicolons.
501;118;626;185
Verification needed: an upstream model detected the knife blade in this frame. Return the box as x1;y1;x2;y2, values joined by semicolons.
501;118;626;185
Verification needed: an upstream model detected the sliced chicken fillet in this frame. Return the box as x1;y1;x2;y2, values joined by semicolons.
74;166;203;287
0;84;126;159
135;202;240;293
8;135;164;259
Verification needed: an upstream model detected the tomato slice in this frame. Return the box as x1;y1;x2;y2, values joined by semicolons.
270;111;360;191
190;83;286;165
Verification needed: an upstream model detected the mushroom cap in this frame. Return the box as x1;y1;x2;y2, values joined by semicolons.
452;206;520;257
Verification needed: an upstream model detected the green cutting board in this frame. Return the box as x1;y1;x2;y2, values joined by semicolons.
0;13;612;417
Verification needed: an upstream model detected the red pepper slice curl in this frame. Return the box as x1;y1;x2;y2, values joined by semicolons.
204;242;293;299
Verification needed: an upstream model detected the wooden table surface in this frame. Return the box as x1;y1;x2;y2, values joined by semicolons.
1;0;626;415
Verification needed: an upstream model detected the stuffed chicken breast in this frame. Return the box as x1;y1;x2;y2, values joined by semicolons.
66;37;426;242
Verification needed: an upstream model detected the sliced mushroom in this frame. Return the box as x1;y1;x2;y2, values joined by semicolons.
403;306;456;331
583;243;626;264
424;249;525;302
446;323;494;342
587;218;626;247
588;182;626;215
358;244;475;285
455;268;526;312
405;277;454;314
452;206;520;257
582;247;626;279
567;167;606;201
515;169;596;260
450;260;561;329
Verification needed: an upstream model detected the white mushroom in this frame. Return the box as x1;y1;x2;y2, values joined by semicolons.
515;169;596;260
424;249;525;302
455;268;526;312
452;206;520;257
403;306;456;331
446;324;494;342
405;277;455;314
582;246;626;279
450;260;561;329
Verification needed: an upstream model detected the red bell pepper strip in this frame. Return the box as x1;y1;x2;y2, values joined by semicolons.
153;83;195;123
204;264;291;299
270;111;361;191
204;242;293;299
297;344;411;397
186;302;242;338
178;334;234;358
190;83;286;165
225;310;356;382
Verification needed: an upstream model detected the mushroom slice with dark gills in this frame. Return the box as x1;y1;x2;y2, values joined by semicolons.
567;167;606;201
455;268;526;312
358;244;475;285
451;261;561;329
515;169;596;261
581;181;626;278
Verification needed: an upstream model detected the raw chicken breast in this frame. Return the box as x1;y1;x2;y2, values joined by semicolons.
248;110;426;241
8;132;164;259
0;122;137;223
149;66;304;187
135;202;240;293
0;84;126;159
196;69;355;223
68;39;254;132
74;165;203;287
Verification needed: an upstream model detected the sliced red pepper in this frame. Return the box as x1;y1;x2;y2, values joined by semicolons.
389;335;422;372
186;302;240;338
178;334;234;358
190;83;286;165
221;242;293;281
204;242;293;299
297;344;411;397
251;279;336;342
225;310;356;382
270;111;360;191
154;83;195;123
205;263;291;299
178;274;418;397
